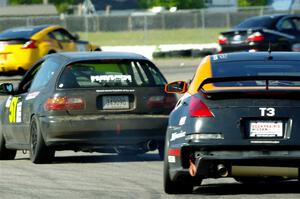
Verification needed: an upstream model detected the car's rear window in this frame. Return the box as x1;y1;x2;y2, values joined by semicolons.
211;60;300;87
234;16;278;29
0;26;45;40
57;60;167;88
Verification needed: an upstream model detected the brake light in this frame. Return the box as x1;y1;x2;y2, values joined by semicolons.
44;96;85;111
168;148;181;157
189;96;213;117
21;40;37;49
218;35;228;45
247;32;265;42
147;95;177;109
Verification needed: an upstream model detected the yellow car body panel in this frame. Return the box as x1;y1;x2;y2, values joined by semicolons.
188;55;213;95
0;25;100;72
0;44;40;72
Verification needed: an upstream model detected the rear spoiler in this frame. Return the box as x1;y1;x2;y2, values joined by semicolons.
220;28;262;35
199;75;300;97
0;37;29;42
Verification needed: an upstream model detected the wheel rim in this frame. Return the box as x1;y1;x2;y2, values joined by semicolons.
30;121;37;156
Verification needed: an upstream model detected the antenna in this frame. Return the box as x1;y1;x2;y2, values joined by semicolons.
267;41;273;60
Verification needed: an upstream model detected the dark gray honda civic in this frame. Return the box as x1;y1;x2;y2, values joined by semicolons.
0;52;177;163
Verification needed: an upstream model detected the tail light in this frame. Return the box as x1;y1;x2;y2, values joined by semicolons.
147;95;177;109
189;96;213;117
218;35;228;45
44;96;85;111
247;32;265;42
21;40;37;49
168;148;181;157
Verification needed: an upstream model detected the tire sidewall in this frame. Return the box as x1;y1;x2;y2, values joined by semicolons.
29;116;53;163
29;116;40;162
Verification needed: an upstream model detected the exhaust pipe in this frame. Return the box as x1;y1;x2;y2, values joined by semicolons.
217;164;228;177
189;159;197;177
144;140;157;151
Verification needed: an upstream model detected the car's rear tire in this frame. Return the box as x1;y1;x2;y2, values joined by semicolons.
30;116;55;164
0;131;16;160
48;50;56;54
163;138;193;194
158;142;164;160
164;160;194;194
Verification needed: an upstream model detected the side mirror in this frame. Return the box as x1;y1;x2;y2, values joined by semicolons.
0;83;14;94
73;33;80;41
165;81;188;94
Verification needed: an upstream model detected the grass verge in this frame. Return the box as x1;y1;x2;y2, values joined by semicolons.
78;28;227;46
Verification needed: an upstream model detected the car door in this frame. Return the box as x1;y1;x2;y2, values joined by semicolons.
4;58;60;146
20;58;61;143
3;60;44;146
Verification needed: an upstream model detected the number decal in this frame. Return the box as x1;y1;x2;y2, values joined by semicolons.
259;107;275;117
8;97;22;123
9;97;18;123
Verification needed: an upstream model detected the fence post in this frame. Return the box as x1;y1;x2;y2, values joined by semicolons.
95;15;99;32
128;15;132;31
26;17;32;26
260;7;264;16
144;15;148;45
161;14;165;30
60;14;67;29
84;15;89;40
194;12;198;28
201;9;205;29
226;12;230;28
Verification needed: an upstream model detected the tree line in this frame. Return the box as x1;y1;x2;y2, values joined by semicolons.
8;0;268;13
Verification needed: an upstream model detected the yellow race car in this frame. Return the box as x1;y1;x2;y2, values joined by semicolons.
0;25;101;73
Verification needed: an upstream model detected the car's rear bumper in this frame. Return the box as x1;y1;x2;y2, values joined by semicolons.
39;114;168;150
168;147;300;181
0;49;40;72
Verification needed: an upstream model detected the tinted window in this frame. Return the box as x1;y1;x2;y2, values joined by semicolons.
49;29;74;41
235;16;278;29
292;18;300;30
279;19;294;30
57;60;166;88
0;26;45;40
30;59;60;91
148;66;167;85
211;61;300;86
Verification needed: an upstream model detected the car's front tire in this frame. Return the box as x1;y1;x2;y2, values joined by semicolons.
0;131;16;160
30;116;55;164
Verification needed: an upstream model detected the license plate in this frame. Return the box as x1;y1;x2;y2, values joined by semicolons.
102;95;129;110
249;121;283;138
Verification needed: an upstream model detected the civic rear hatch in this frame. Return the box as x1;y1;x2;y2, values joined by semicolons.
49;59;177;115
